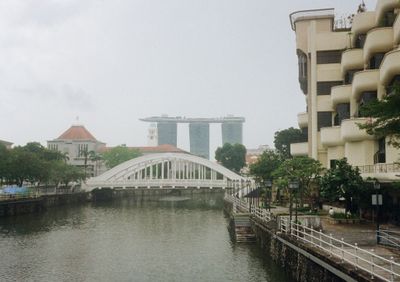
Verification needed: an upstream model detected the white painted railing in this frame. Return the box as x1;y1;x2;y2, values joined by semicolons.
380;229;400;250
280;218;400;282
225;194;272;222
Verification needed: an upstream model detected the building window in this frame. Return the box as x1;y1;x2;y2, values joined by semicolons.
330;159;338;169
344;69;362;84
355;34;366;48
317;50;342;64
78;144;88;157
379;10;396;27
358;91;377;117
368;53;385;69
335;103;350;125
317;81;343;95
374;138;386;164
386;75;400;96
297;50;308;94
48;144;58;151
317;112;332;131
301;127;308;141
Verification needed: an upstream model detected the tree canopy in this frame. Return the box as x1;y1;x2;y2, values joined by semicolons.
102;146;142;169
273;156;323;207
215;143;246;173
249;149;282;183
0;142;85;187
358;82;400;148
274;127;307;158
320;158;367;213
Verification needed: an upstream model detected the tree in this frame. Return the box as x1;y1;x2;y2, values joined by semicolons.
273;156;323;208
274;127;307;159
215;143;246;173
320;158;367;214
102;146;141;169
88;150;102;176
249;149;282;183
358;82;400;148
0;144;10;185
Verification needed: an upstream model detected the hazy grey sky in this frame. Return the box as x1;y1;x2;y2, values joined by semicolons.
1;0;376;154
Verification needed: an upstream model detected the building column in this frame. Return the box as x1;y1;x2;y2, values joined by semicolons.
161;161;164;180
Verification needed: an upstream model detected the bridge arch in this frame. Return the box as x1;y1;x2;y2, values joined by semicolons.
84;152;244;191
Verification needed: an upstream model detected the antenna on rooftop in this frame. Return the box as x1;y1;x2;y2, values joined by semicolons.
73;116;82;126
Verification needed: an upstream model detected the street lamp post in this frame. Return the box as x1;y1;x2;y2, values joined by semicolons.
265;180;272;211
289;180;299;227
372;181;382;244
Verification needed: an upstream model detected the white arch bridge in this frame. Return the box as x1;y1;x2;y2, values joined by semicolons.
82;153;245;192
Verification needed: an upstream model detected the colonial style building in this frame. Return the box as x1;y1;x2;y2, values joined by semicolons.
0;140;12;149
289;1;400;182
47;125;106;176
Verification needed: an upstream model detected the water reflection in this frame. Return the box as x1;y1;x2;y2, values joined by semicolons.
0;193;290;282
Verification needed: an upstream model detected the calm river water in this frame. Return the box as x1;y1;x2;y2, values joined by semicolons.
0;193;290;282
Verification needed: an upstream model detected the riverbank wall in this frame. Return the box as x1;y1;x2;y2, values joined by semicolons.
91;187;225;202
0;192;89;217
224;200;375;282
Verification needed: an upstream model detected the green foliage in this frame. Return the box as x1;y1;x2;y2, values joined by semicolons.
0;143;85;187
273;156;323;207
320;158;368;213
330;212;359;219
274;127;307;158
249;149;282;183
358;83;400;148
102;146;141;168
215;143;246;173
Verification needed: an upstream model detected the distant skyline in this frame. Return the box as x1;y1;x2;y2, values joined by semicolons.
1;0;376;154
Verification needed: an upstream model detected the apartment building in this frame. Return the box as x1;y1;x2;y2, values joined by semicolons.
289;1;400;182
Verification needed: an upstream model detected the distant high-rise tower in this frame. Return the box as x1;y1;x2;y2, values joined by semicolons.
140;115;245;159
221;122;243;145
157;122;177;146
147;123;158;146
189;123;210;159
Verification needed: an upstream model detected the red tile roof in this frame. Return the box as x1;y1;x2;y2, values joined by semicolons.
57;125;97;141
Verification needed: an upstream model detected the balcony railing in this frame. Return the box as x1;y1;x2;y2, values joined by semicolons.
357;163;400;174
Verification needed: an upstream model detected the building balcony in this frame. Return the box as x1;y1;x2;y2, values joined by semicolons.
394;13;400;44
363;27;394;63
321;126;344;147
331;85;351;107
375;0;400;25
380;49;400;86
297;112;308;129
341;49;364;75
341;118;375;142
290;142;308;157
352;69;379;101
358;162;400;182
351;12;376;45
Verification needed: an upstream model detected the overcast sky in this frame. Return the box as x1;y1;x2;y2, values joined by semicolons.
1;0;376;155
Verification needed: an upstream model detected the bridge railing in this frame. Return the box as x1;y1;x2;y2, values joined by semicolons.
279;218;400;282
86;179;230;190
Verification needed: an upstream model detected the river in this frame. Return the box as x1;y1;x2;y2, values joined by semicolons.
0;193;290;282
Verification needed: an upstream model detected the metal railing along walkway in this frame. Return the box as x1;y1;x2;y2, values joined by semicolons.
280;218;400;282
224;194;400;281
380;230;400;250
